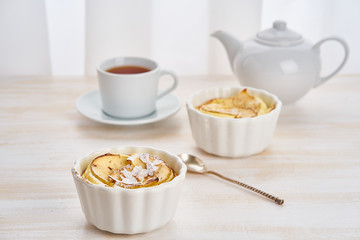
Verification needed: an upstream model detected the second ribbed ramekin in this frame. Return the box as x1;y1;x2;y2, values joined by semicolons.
71;146;187;234
186;87;282;158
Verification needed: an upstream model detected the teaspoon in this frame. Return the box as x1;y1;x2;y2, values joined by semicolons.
178;153;284;205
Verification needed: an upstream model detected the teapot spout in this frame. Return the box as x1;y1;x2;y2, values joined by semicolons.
212;30;243;68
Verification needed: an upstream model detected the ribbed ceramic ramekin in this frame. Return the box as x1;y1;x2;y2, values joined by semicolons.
186;87;282;158
71;146;187;234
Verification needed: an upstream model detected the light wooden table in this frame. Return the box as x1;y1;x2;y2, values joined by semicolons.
0;75;359;239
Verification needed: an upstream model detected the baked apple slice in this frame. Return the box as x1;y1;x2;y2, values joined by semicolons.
154;163;172;184
90;153;129;185
163;167;175;184
82;164;104;185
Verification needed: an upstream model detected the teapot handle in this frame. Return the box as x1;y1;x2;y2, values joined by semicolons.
312;36;349;87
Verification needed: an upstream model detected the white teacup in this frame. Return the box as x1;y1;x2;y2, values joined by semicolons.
97;57;178;118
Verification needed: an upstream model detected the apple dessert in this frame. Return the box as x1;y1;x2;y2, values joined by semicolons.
197;88;274;118
82;152;175;189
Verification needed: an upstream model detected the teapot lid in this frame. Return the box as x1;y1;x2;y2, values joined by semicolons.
255;21;303;46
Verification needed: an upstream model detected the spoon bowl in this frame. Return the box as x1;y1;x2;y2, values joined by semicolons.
178;153;284;205
178;153;207;173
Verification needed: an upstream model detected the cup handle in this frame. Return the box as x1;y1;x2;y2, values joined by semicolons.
157;69;178;99
312;36;349;87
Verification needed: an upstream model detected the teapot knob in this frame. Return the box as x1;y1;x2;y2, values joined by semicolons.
273;20;287;31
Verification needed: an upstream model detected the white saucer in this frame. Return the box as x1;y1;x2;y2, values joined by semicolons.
76;90;181;125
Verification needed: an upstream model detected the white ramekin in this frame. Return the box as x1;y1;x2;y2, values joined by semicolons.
71;146;187;234
186;87;282;158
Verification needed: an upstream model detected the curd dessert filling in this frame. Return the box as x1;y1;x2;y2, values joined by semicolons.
197;89;274;118
82;153;175;189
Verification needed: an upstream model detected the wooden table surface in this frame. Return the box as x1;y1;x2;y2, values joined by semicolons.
0;75;359;239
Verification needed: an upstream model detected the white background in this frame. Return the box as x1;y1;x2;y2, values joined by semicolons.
0;0;359;76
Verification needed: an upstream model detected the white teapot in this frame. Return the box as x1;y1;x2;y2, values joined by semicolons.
212;21;349;104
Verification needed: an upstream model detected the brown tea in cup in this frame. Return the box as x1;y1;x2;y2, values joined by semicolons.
106;65;150;74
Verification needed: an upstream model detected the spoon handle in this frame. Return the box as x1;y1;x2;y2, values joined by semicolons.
206;170;284;205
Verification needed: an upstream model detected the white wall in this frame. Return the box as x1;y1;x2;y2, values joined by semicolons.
1;0;359;76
